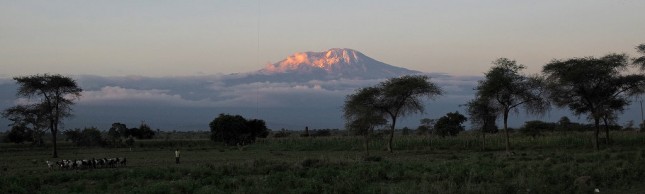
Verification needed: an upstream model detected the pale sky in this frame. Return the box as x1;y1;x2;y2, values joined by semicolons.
1;0;644;77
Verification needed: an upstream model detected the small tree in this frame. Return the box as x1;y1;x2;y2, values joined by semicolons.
520;120;555;138
3;125;30;144
247;119;270;138
434;111;467;137
556;116;572;132
2;104;48;146
344;87;387;156
401;127;411;136
107;123;126;146
543;53;645;150
64;127;105;147
379;75;443;152
137;123;155;139
466;97;498;150
209;114;268;146
344;75;442;153
417;118;436;136
476;58;549;153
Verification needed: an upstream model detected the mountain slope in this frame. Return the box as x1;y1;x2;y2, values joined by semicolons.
223;48;421;84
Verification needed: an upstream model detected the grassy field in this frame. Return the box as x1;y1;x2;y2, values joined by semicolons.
1;131;645;193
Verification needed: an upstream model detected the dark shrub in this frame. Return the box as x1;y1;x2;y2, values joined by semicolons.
273;129;291;138
434;111;467;137
64;127;106;147
521;120;556;137
209;114;269;146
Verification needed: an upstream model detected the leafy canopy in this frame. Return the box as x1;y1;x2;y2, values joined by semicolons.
343;75;442;152
543;54;645;119
434;111;467;137
6;74;82;157
476;58;548;117
209;114;269;146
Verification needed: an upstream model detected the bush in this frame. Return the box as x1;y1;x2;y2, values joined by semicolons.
209;114;269;146
521;120;556;137
416;125;429;135
401;127;411;135
273;129;291;138
64;127;106;147
3;125;29;144
434;111;467;137
129;124;156;139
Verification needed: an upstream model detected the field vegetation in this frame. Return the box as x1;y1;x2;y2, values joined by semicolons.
2;130;645;194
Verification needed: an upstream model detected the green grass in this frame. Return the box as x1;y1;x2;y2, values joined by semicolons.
1;131;645;193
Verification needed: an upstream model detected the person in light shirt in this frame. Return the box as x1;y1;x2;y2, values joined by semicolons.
175;149;180;164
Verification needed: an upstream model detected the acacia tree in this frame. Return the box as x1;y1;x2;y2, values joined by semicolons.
380;75;442;152
543;53;645;151
476;58;549;153
343;87;387;156
8;74;82;158
2;104;48;145
466;96;498;150
344;75;442;153
417;118;436;136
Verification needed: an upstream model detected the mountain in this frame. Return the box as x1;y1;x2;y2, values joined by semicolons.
225;48;421;84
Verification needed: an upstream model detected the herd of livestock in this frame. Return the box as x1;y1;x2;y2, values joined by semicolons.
46;157;126;170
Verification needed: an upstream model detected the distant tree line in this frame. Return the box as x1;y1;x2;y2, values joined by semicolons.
63;123;156;147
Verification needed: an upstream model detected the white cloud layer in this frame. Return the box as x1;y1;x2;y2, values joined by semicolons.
1;74;490;130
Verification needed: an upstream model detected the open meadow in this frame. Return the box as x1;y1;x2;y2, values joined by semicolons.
2;131;645;194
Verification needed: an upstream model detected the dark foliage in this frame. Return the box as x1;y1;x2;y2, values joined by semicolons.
64;127;106;147
434;111;467;137
520;120;556;137
3;125;30;144
474;58;548;152
246;119;270;138
129;124;155;139
543;53;645;150
1;104;47;145
273;129;291;138
343;75;442;153
209;114;269;146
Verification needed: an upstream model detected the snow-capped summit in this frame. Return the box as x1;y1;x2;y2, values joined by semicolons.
258;48;420;79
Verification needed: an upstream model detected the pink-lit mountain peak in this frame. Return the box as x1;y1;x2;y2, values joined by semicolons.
265;48;364;73
260;48;419;79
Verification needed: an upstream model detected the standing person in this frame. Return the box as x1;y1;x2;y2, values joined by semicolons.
175;149;180;164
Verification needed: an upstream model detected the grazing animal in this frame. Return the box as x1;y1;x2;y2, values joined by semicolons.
45;160;54;170
48;157;128;170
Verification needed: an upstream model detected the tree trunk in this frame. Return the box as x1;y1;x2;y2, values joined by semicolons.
482;129;486;151
594;118;600;151
504;110;510;153
50;119;58;158
365;132;370;156
52;129;58;158
603;117;609;145
387;117;397;153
